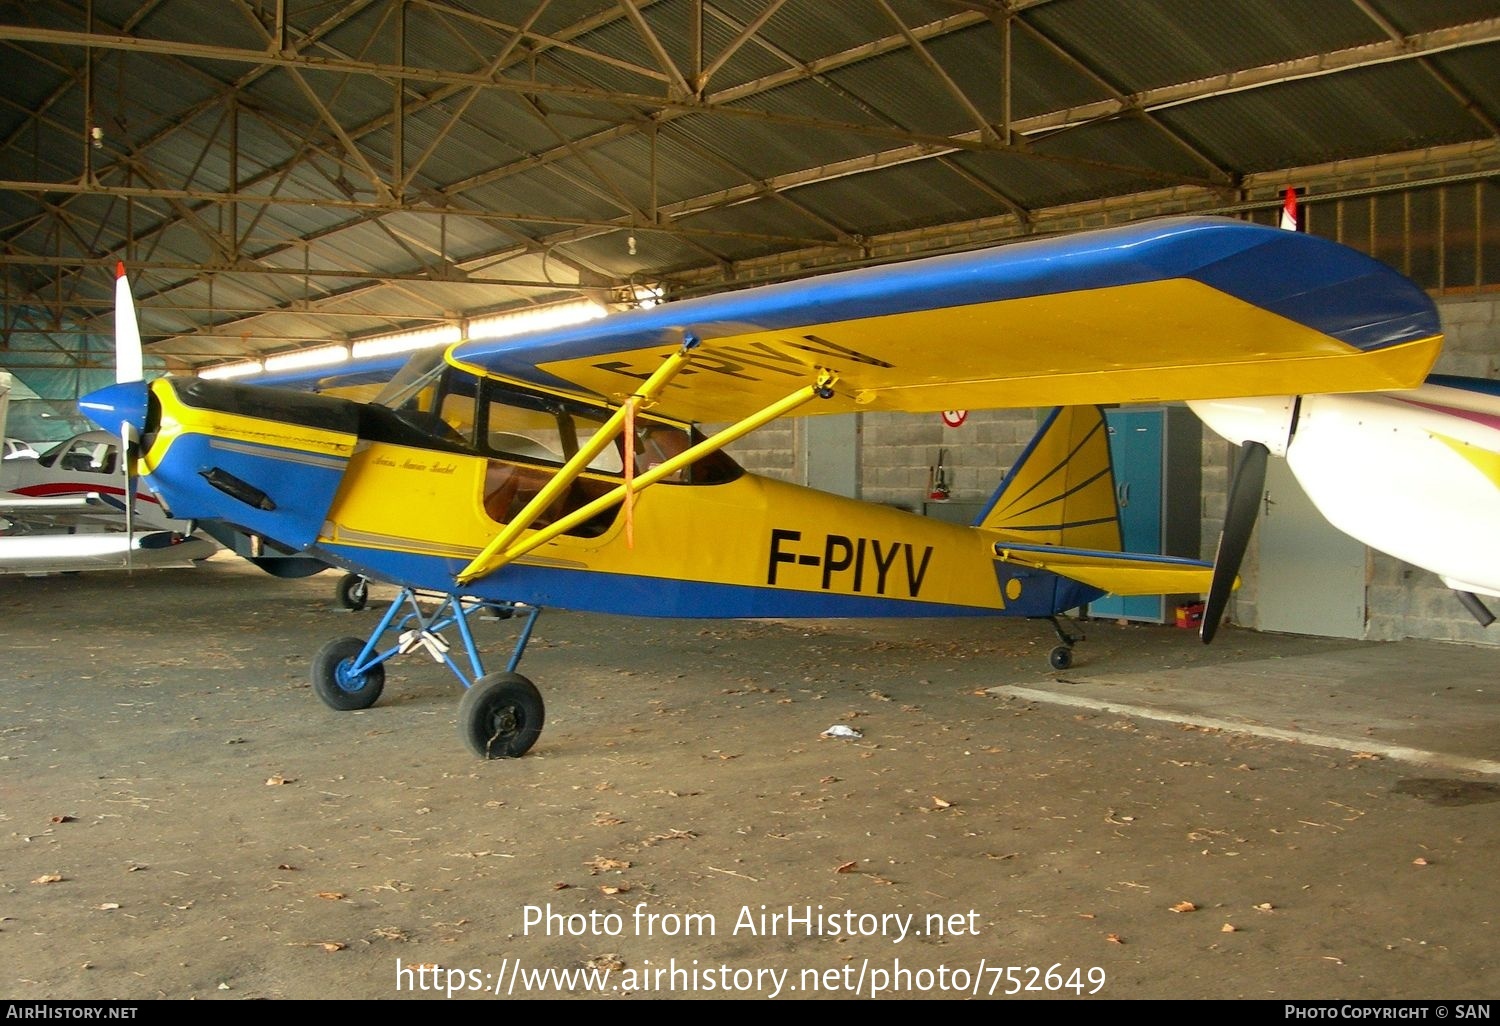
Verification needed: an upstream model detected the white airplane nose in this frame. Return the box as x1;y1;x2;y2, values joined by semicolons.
1186;396;1298;457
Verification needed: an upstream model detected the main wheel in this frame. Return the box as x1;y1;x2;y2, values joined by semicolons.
311;636;385;711
336;573;369;611
1049;645;1073;671
458;672;545;759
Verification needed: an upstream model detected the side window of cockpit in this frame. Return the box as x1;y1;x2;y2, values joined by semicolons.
59;442;92;472
439;384;478;447
628;421;691;481
481;393;568;464
59;440;116;475
570;411;624;474
568;411;691;479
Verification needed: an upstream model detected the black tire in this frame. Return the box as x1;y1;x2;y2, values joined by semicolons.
311;636;385;711
458;672;545;759
336;573;369;611
1049;645;1073;671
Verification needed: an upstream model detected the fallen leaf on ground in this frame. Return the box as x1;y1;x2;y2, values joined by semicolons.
584;856;631;873
289;941;347;952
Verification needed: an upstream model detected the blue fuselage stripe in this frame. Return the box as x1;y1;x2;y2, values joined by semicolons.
312;543;1101;620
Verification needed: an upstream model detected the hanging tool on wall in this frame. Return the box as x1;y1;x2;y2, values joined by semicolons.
928;447;951;501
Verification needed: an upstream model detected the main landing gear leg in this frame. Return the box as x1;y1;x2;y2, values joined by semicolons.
308;586;546;759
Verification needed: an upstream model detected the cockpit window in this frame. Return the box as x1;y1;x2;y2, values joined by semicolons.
482;390;570;464
373;350;446;410
369;356;741;486
58;439;117;475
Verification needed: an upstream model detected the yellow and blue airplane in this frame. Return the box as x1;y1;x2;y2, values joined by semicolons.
79;216;1443;758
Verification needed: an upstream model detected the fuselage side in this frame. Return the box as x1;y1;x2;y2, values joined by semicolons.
128;369;1099;619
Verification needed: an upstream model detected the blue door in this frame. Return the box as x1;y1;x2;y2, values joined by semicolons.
1090;409;1165;621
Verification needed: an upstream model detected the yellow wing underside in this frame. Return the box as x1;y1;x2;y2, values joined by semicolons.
536;279;1440;424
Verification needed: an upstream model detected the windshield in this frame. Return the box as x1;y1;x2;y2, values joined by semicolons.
373;350;446;410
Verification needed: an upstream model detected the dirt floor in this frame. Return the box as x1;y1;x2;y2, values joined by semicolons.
3;553;1499;1001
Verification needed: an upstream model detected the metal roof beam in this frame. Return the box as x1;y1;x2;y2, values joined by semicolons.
1346;0;1500;140
643;16;1500;223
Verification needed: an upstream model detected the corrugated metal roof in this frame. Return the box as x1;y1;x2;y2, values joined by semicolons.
0;0;1494;372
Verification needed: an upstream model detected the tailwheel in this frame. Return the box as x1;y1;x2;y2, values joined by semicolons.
311;636;385;711
1038;614;1083;671
459;672;545;759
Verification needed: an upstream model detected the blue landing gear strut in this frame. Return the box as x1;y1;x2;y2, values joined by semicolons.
309;586;545;759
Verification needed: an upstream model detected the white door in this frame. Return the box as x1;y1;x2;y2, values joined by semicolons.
1253;458;1367;639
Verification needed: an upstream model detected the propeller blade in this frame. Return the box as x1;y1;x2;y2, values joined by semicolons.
114;262;143;569
121;422;138;572
1200;440;1269;644
114;262;144;384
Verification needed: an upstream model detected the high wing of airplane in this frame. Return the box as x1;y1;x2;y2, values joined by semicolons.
80;215;1443;758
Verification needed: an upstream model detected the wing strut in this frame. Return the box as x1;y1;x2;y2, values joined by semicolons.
466;337;700;566
455;369;837;586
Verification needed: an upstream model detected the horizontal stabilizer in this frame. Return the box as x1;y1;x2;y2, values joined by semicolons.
994;541;1217;596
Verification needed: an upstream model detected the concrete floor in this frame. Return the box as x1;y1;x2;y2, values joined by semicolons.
2;553;1498;1000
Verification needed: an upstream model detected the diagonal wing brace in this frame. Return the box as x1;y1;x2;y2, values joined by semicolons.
452;334;701;577
453;353;837;586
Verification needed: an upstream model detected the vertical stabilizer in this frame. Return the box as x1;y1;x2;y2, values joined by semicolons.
976;406;1123;552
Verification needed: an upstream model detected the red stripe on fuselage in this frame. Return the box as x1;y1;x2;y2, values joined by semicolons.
1394;397;1500;434
12;483;164;505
